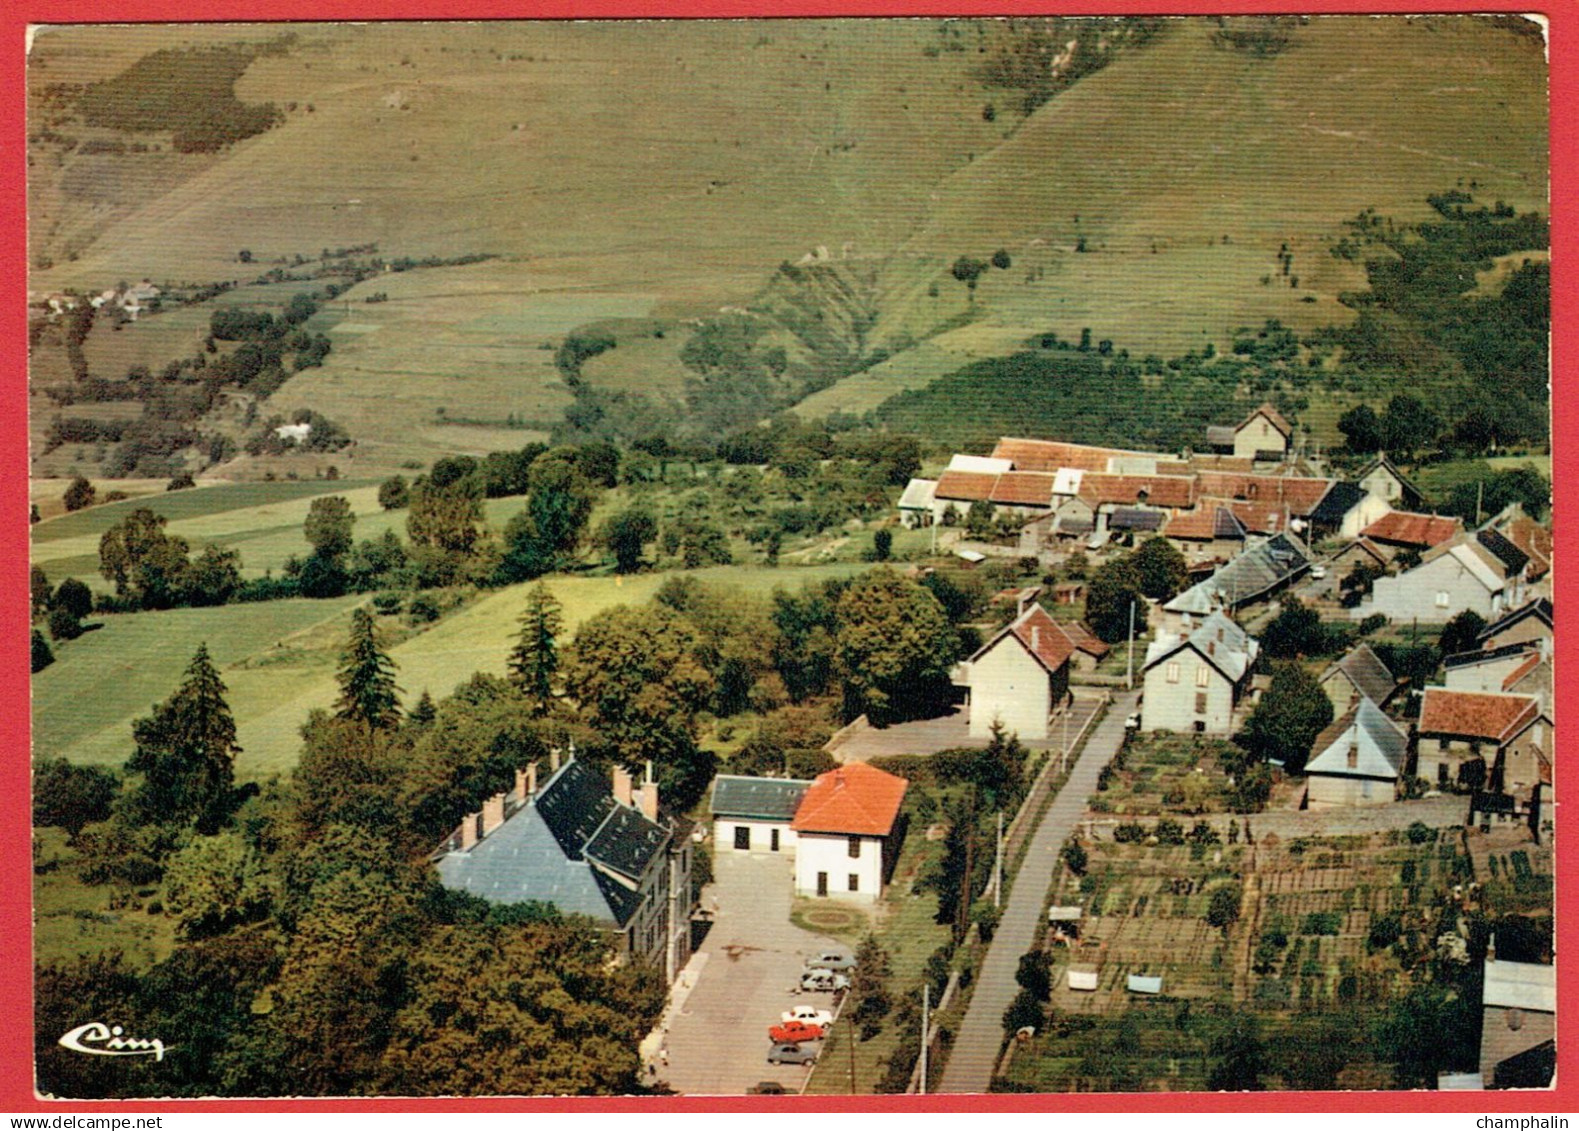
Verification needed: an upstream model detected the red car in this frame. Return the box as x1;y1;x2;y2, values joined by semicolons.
768;1020;825;1044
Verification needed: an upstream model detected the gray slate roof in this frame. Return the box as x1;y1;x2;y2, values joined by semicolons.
1321;644;1397;706
1309;482;1366;526
1110;507;1165;531
711;775;812;821
1144;610;1258;684
1164;531;1310;613
436;759;667;928
1306;698;1408;781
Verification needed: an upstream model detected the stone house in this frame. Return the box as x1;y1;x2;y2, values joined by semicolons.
1415;688;1549;795
1318;643;1400;716
1479;953;1556;1088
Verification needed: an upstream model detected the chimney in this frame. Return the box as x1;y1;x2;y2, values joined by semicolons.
1032;625;1041;653
460;812;479;851
612;765;634;808
550;746;562;772
511;768;528;804
645;759;655;787
1208;640;1216;656
834;769;846;790
482;793;506;836
1347;741;1359;770
527;761;538;797
638;781;659;822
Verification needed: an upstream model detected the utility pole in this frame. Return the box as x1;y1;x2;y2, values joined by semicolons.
1476;480;1484;526
992;809;1004;910
919;984;930;1095
1062;701;1071;774
1126;599;1136;690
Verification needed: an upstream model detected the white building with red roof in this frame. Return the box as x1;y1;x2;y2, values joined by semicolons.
952;603;1078;740
790;763;909;902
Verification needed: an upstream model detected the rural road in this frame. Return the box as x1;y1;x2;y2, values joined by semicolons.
938;689;1141;1094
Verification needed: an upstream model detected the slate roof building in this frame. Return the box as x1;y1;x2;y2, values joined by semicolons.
1304;698;1410;808
1307;480;1391;540
791;763;908;902
711;774;812;855
1162;532;1311;627
434;755;695;984
1477;598;1553;652
1140;611;1259;735
1359;534;1517;624
1318;643;1400;716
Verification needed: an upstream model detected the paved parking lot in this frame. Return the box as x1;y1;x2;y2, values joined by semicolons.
656;851;846;1096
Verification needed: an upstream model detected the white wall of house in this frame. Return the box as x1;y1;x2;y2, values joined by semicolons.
1141;647;1237;735
967;636;1053;740
1366;552;1503;624
1234;416;1287;459
713;817;797;855
1307;774;1395;808
1360;466;1407;505
794;831;884;902
1340;494;1393;539
1445;654;1537;693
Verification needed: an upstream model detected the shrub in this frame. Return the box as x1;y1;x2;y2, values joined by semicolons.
1405;821;1434;845
1002;988;1044;1034
1154;817;1186;845
1061;841;1088;876
31;630;54;673
47;607;83;642
1206;884;1242;930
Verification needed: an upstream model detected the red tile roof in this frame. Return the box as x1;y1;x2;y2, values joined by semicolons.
934;470;999;502
1078;473;1196;509
1010;606;1078;672
989;471;1058;508
990;437;1137;473
1238;402;1293;438
1056;619;1111;658
1418;689;1540;743
1187;454;1257;473
791;762;908;837
1503;517;1553;580
1217;498;1290;534
1361;511;1463;548
1194;472;1332;515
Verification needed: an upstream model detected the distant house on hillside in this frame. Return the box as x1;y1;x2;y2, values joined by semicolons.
1231;402;1293;461
433;755;694;984
790;763;908;902
1140;611;1259;736
711;775;811;855
275;422;312;444
1304;698;1409;808
953;602;1074;740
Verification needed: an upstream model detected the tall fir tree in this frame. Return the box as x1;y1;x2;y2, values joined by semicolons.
124;642;240;832
335;607;402;729
509;583;563;715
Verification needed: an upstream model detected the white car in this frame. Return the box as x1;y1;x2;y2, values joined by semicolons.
800;969;851;992
1309;565;1327;580
781;1006;835;1027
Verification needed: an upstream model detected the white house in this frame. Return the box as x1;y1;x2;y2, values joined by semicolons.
1304;698;1409;808
953;603;1074;740
898;478;938;528
275;422;313;444
790;763;908;902
1231;402;1293;461
710;775;810;855
1140;611;1259;735
1360;536;1513;624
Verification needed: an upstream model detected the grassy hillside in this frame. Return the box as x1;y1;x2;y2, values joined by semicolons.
800;15;1548;416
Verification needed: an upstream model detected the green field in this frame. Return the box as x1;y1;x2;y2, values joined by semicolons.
32;562;871;780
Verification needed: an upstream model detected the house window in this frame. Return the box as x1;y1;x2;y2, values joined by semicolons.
770;828;780;852
1435;591;1450;608
734;826;751;851
1195;692;1208;715
817;872;828;897
848;836;862;858
1166;663;1180;684
848;873;860;893
1195;666;1210;688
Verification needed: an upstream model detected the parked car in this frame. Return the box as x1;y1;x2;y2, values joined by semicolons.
746;1082;787;1095
803;950;856;971
769;1020;825;1044
1310;565;1328;580
767;1042;819;1066
800;969;851;992
781;1006;835;1027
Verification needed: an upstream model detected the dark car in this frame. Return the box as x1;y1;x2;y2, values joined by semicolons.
767;1041;820;1066
747;1081;788;1095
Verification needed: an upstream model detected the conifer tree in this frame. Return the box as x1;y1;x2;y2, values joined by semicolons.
335;607;402;729
509;583;563;715
124;642;240;832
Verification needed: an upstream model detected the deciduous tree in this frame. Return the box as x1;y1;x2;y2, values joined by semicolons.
833;568;958;724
